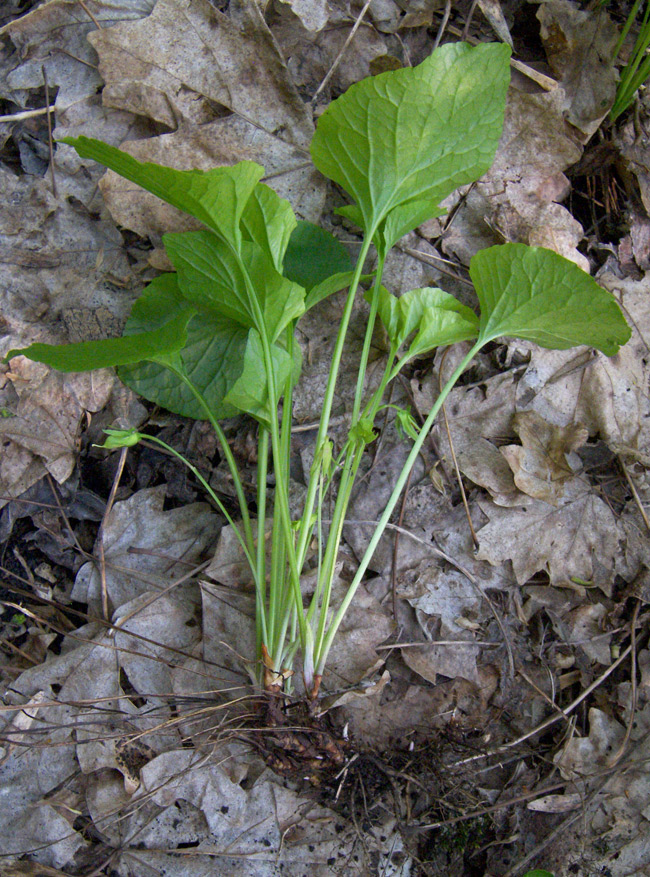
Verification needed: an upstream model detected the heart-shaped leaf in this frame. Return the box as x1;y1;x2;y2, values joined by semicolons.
164;231;305;341
373;285;479;356
471;243;631;355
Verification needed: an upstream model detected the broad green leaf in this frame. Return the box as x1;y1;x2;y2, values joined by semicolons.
407;299;479;358
164;231;305;341
62;136;263;250
5;274;195;372
373;285;478;354
311;42;510;237
283;221;352;291
224;330;296;426
240;183;297;272
117;273;248;420
471;243;631;355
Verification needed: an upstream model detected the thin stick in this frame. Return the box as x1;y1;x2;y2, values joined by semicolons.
98;446;128;620
41;66;57;198
312;0;374;102
0;106;55;123
432;0;451;50
620;457;650;531
439;347;479;548
451;641;634;767
77;0;103;29
339;518;515;677
391;467;413;619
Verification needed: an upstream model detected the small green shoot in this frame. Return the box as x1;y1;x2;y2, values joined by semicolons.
610;0;650;121
6;41;630;696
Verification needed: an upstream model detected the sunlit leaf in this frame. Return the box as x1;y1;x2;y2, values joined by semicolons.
62;136;263;250
471;243;631;355
164;231;305;341
311;41;510;237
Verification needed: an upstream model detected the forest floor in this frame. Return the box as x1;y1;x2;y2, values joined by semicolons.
1;0;650;875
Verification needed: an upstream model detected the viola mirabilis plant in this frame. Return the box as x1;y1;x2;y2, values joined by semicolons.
7;41;630;697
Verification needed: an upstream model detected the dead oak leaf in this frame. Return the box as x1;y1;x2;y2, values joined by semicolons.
476;478;621;587
500;410;588;505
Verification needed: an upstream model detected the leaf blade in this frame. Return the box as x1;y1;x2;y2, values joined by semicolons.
310;42;511;236
62;136;263;248
471;243;631;355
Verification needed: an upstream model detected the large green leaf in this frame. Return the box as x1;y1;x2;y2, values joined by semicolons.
118;275;248;420
471;244;631;355
62;136;263;250
164;231;305;341
310;41;510;238
5;274;195;372
283;221;352;291
373;285;479;355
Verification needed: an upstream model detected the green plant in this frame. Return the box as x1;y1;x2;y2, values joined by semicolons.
610;0;650;120
6;42;630;696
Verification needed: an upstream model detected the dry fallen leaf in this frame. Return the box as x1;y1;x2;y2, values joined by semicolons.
537;0;617;136
476;478;621;588
500;410;588;505
85;0;326;239
439;86;588;268
72;485;219;612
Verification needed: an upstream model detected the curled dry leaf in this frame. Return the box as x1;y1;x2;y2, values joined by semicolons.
500;410;588;505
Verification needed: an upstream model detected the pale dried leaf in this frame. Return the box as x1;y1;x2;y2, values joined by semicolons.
72;485;219;612
538;0;617;136
500;410;587;505
554;707;625;780
440;88;587;268
476;478;621;587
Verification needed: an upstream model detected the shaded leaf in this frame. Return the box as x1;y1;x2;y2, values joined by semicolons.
240;183;297;273
118;276;248;420
471;243;631;355
311;41;511;236
283;221;352;291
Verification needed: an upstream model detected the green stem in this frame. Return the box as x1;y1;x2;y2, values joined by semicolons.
171;363;256;559
255;427;269;661
313;338;484;675
350;252;385;425
295;234;375;572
